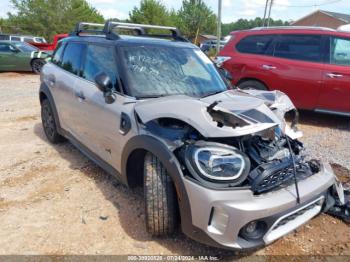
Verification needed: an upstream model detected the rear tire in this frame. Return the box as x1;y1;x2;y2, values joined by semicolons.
31;59;45;74
238;80;267;90
144;152;177;236
41;99;65;144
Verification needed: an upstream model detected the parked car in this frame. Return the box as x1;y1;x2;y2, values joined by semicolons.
0;40;50;73
39;22;345;251
30;33;68;51
200;39;227;54
0;34;47;43
218;26;350;115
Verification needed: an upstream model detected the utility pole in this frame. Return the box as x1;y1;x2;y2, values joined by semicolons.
267;0;274;27
262;0;269;27
216;0;222;55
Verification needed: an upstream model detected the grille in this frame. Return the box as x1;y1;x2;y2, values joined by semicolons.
250;161;313;194
272;202;320;231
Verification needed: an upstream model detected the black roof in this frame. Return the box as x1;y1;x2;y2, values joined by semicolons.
322;10;350;23
64;21;195;48
62;34;197;48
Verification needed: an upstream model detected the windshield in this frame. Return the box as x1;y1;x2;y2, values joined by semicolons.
120;46;228;98
12;42;38;52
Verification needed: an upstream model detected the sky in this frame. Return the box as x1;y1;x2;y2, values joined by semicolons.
1;0;350;23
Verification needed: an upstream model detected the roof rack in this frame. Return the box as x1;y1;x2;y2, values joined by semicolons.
70;21;188;42
251;26;335;31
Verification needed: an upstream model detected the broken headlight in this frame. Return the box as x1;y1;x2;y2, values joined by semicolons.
184;142;250;187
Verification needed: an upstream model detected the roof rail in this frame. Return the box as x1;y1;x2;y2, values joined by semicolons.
71;21;188;42
103;21;188;41
70;22;112;37
251;26;335;31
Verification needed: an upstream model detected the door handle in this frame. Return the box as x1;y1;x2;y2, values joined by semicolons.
326;73;343;78
262;64;277;70
75;91;85;100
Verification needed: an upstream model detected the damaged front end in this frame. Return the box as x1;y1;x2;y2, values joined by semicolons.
134;89;349;249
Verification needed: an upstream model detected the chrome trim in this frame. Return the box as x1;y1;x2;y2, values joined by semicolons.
315;109;350;117
263;196;324;244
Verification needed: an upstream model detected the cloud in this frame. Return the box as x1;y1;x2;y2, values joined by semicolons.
98;8;129;19
0;0;13;18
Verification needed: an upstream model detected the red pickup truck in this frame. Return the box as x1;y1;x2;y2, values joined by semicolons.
30;33;68;51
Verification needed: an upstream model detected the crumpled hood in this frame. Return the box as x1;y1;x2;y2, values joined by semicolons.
134;89;296;138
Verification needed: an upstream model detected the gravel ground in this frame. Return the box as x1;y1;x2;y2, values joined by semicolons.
298;111;350;170
0;72;349;257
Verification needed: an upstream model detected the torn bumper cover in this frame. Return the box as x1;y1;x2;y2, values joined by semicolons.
183;163;336;250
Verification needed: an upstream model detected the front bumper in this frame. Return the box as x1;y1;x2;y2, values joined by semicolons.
182;162;336;250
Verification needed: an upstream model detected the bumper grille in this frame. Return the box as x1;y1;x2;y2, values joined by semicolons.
249;160;313;194
272;201;319;231
263;197;324;244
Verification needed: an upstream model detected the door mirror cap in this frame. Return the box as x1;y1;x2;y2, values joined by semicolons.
94;72;113;93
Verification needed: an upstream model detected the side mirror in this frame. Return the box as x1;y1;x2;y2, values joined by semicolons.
94;72;115;104
219;68;233;81
95;72;112;93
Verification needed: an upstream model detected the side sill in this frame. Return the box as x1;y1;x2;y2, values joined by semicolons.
60;129;125;185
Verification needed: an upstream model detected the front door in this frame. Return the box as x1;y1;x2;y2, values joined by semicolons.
264;34;326;110
0;43;21;71
318;36;350;113
73;43;125;168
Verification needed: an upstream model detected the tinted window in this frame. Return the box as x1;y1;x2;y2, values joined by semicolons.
61;42;85;75
23;37;33;42
330;37;350;66
11;36;21;41
0;35;9;40
274;34;323;62
236;35;274;55
52;42;65;66
82;44;119;91
0;43;11;52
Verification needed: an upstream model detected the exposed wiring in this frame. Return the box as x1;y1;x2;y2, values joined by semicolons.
286;137;301;204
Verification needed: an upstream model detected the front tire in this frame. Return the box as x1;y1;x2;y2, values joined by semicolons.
144;152;177;236
31;59;45;74
41;99;65;144
238;80;267;90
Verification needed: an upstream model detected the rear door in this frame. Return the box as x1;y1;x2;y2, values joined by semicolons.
318;36;350;112
49;42;86;138
263;34;326;109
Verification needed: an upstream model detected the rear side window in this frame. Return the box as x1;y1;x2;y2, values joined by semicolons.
330;37;350;66
52;42;65;66
61;42;85;76
11;36;21;41
0;35;9;40
236;35;274;55
23;37;33;42
274;34;323;63
82;44;120;91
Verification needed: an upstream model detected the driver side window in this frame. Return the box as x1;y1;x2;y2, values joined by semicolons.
330;37;350;66
0;43;11;52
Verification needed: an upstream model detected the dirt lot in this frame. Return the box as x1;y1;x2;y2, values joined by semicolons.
0;72;349;257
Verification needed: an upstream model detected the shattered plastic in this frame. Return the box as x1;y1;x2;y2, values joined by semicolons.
135;89;297;139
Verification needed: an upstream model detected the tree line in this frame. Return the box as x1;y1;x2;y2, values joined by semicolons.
0;0;289;42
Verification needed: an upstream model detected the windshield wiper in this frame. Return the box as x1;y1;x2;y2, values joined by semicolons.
201;90;224;98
